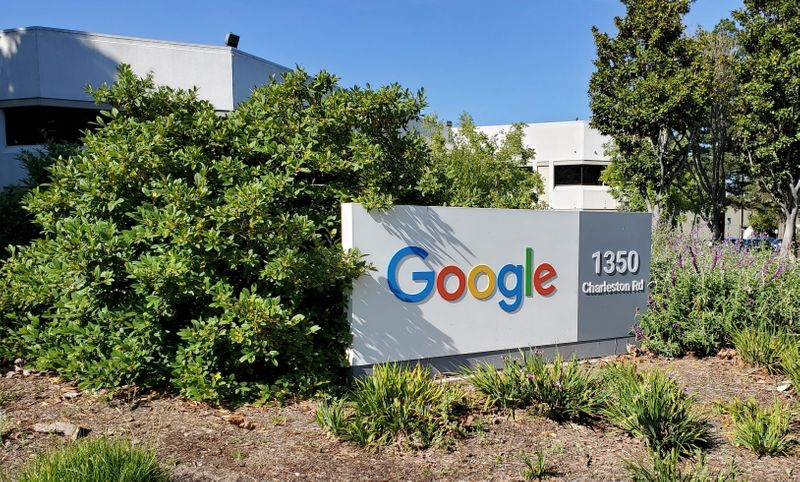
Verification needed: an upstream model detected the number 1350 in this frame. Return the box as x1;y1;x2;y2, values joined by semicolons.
591;250;639;275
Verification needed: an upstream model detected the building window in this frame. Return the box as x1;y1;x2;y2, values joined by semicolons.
4;106;99;146
554;164;605;186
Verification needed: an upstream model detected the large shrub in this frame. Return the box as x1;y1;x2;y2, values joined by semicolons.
638;230;800;357
0;65;430;403
0;143;75;258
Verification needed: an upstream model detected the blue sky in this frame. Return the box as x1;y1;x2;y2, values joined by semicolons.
5;0;742;125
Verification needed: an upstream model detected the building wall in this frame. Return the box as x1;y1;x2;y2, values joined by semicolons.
475;121;618;211
232;50;287;107
0;27;252;110
0;27;291;188
681;207;752;240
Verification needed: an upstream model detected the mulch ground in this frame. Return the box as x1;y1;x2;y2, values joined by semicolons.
2;354;800;481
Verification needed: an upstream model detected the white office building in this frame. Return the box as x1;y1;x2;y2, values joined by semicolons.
0;26;290;187
477;120;619;211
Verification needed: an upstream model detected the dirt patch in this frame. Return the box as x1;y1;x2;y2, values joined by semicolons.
2;355;799;481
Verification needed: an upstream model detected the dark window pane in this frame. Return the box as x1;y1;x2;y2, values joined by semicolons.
581;165;604;185
4;106;99;145
554;164;606;186
554;165;582;185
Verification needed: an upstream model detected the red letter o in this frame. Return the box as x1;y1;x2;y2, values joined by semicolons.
436;266;466;301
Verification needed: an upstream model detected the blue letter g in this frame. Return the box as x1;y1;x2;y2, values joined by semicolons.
387;246;434;302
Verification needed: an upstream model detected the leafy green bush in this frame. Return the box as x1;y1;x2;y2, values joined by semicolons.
315;363;469;449
599;362;710;456
624;449;738;482
639;230;800;357
14;437;170;482
0;143;75;260
0;65;430;404
469;351;600;422
733;326;792;373
717;397;795;456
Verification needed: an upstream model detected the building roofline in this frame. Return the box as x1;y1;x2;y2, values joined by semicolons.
475;119;592;128
2;26;291;71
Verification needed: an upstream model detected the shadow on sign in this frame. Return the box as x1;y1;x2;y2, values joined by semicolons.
349;274;458;366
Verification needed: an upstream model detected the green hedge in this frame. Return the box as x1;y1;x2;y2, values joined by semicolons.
0;65;430;404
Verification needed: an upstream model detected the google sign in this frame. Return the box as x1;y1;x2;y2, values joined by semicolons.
342;203;651;370
387;246;557;312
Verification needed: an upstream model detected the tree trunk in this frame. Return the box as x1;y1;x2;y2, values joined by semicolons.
780;206;797;257
710;206;725;242
651;203;662;232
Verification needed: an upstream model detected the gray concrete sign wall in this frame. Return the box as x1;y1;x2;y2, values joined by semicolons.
342;203;651;372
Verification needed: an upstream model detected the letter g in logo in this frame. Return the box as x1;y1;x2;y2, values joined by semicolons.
387;246;435;302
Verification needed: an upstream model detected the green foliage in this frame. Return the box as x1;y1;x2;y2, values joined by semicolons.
0;143;76;259
520;447;551;480
0;65;430;403
589;0;701;221
314;396;347;437
780;342;800;392
733;327;792;373
748;210;779;236
599;362;710;456
599;147;697;219
639;230;800;357
624;450;738;482
15;437;170;482
314;363;469;450
419;113;543;209
468;351;600;422
717;397;795;456
733;0;800;255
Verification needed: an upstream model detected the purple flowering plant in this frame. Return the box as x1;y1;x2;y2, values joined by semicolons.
638;228;800;357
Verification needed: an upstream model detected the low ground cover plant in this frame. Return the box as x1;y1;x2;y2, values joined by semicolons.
12;437;170;482
315;363;470;449
599;362;710;456
468;351;601;422
716;397;795;456
781;342;800;391
624;449;738;482
733;326;793;373
519;446;553;480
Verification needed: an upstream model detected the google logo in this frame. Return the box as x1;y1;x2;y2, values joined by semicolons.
387;246;558;313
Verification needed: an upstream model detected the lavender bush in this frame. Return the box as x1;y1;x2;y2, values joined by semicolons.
638;229;800;357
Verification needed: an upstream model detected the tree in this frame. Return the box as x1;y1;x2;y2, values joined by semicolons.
589;0;702;227
689;21;740;241
733;0;800;256
0;66;430;403
600;140;699;223
420;114;544;209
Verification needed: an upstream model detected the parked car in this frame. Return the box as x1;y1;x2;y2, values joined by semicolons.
725;237;780;251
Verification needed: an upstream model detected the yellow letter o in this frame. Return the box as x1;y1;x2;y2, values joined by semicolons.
467;264;496;299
